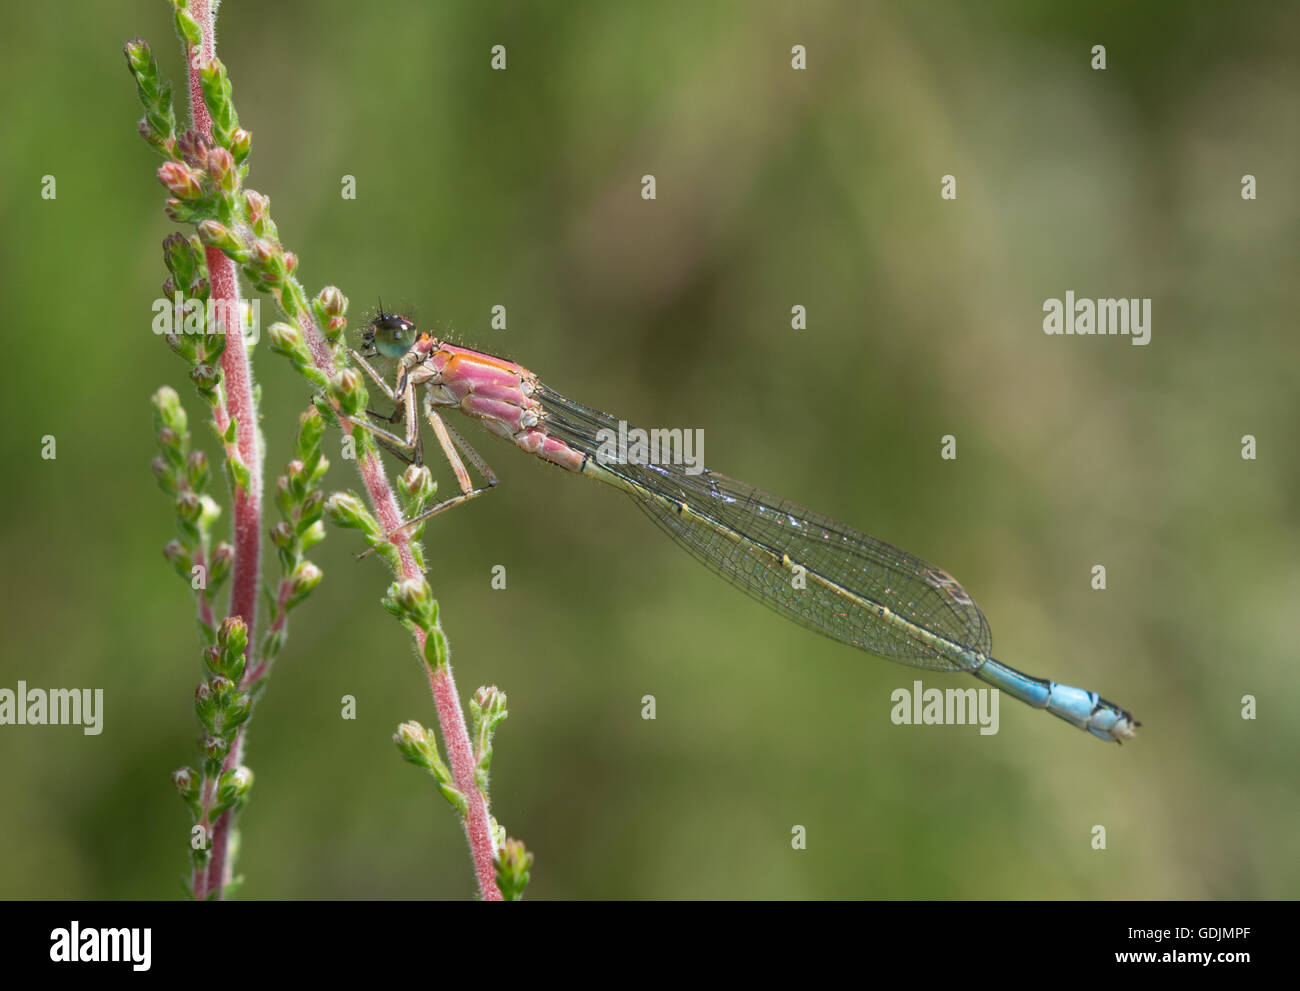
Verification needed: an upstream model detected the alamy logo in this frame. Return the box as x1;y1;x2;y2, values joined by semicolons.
891;679;1000;735
594;422;704;475
1042;291;1151;346
151;293;260;341
0;682;103;735
50;922;151;971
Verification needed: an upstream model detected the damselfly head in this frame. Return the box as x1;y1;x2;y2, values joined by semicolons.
365;305;419;360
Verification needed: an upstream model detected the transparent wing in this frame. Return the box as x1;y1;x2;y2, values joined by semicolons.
538;386;992;670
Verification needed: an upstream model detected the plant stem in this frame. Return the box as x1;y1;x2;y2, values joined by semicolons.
187;0;261;903
326;351;503;900
430;663;501;898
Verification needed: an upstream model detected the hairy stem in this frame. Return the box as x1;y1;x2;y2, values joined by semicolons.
430;663;500;897
187;0;261;902
322;349;502;899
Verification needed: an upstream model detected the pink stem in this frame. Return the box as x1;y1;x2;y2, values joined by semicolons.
430;663;501;898
186;0;261;902
353;420;503;900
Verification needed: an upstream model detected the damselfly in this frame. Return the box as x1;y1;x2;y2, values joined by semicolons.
345;309;1139;743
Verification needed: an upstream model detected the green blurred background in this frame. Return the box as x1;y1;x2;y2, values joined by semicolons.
1;0;1296;899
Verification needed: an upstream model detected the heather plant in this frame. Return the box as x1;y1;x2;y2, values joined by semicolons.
127;0;529;900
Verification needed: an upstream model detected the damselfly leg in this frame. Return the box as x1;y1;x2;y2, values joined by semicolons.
343;321;498;558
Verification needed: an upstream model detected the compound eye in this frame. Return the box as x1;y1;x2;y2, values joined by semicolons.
373;315;417;358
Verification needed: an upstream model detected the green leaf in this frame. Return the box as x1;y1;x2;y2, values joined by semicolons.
228;455;251;493
174;7;202;48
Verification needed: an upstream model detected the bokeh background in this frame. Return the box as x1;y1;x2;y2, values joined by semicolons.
0;0;1296;899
